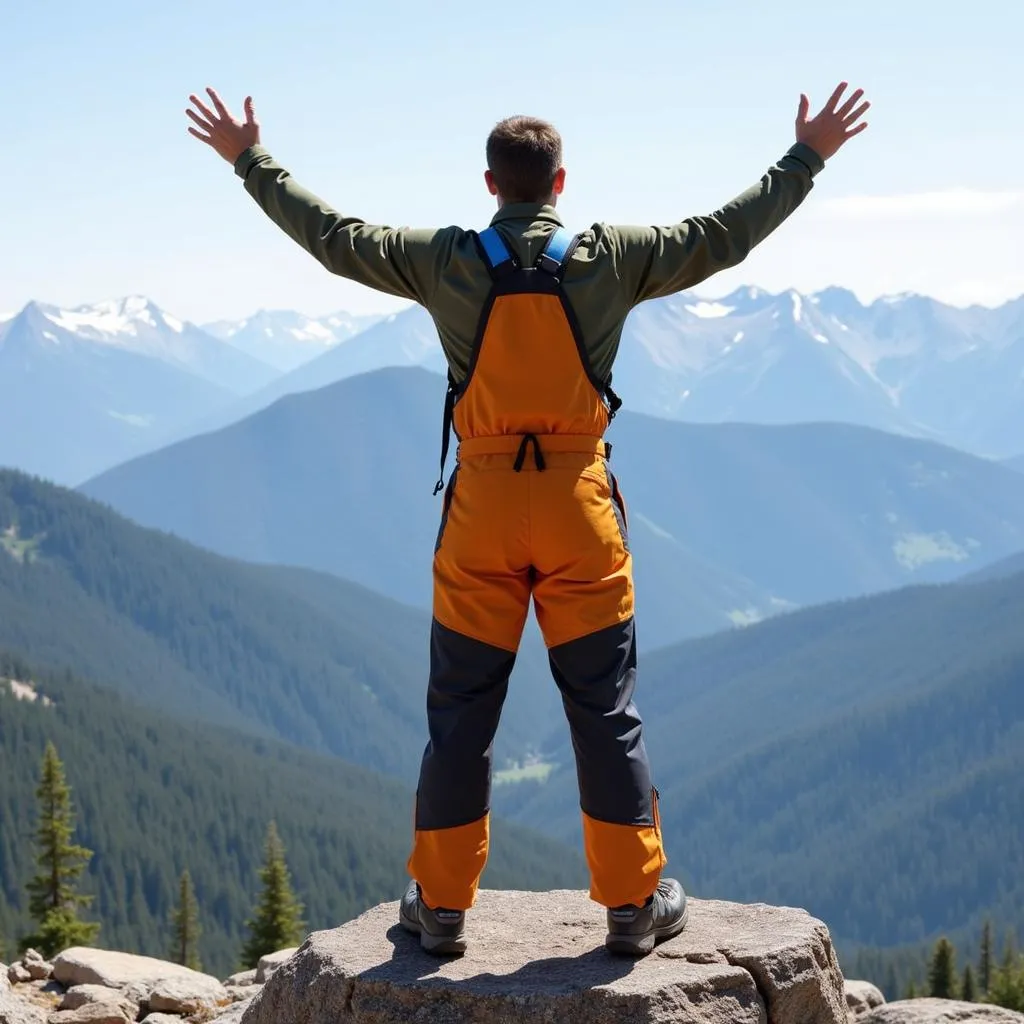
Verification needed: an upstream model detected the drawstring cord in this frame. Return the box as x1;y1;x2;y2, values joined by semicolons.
513;433;546;473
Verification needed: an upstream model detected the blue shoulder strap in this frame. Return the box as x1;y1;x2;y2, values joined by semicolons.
537;227;576;275
478;227;513;269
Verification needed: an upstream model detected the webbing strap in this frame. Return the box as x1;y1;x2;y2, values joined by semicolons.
478;227;513;269
537;226;576;275
433;374;458;496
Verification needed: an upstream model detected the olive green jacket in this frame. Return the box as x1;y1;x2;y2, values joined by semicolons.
234;141;823;383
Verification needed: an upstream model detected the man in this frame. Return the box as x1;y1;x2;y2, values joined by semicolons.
187;82;869;957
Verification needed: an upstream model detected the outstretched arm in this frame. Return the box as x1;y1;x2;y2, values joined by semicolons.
618;82;870;304
185;89;448;305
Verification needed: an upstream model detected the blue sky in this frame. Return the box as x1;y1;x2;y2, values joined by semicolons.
2;0;1021;321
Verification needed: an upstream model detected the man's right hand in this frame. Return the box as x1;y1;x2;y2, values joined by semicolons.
795;82;870;162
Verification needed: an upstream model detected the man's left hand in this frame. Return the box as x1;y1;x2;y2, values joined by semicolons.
186;88;260;164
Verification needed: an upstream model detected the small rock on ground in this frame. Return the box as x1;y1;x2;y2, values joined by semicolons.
46;1003;134;1024
862;999;1024;1023
147;974;227;1016
254;950;297;985
7;966;32;986
223;970;257;988
58;987;134;1015
847;980;887;1018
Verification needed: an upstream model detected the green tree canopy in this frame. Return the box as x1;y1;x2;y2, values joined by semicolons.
22;741;99;957
240;821;305;968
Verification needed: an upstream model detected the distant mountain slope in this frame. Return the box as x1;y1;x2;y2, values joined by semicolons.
0;304;236;485
493;568;1024;949
1006;454;1024;473
957;549;1024;584
82;366;1024;629
0;468;555;777
0;652;585;976
203;309;384;371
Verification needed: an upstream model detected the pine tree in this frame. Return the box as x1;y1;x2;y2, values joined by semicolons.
905;979;918;999
23;742;99;958
986;953;1024;1013
962;964;976;1002
928;937;958;1000
240;822;304;968
980;919;993;994
171;870;202;971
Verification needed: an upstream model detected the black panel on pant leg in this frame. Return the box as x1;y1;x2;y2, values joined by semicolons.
416;619;517;831
548;617;654;826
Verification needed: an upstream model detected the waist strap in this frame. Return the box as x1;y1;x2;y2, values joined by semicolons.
458;434;609;459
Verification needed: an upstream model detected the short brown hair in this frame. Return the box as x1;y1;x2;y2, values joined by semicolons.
486;116;563;203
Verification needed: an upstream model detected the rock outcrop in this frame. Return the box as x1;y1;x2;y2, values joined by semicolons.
242;889;848;1024
862;1001;1024;1023
847;980;887;1018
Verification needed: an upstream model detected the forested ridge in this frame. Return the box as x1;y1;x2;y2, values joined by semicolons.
0;468;542;776
0;651;586;977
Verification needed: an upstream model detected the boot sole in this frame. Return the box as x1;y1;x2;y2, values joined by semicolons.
605;902;689;956
399;905;468;956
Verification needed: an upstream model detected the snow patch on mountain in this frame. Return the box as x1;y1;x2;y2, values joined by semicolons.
685;301;734;319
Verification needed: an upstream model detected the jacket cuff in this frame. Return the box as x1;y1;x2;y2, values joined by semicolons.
783;142;825;179
234;144;270;180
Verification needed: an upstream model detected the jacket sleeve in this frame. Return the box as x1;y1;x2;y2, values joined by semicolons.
610;142;825;305
233;145;455;306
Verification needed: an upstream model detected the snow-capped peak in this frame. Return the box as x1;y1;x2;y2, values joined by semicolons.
44;295;185;340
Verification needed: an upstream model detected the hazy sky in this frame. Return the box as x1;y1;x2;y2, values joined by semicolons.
2;0;1021;322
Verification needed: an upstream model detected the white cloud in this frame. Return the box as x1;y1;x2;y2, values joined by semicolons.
820;189;1024;220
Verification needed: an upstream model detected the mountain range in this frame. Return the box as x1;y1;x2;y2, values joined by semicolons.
4;287;1022;485
81;366;1024;651
202;309;384;371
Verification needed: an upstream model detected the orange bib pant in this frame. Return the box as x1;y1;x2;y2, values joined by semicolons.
407;228;667;911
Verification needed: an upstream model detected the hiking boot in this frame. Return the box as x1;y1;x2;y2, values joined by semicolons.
605;877;689;955
398;880;467;955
